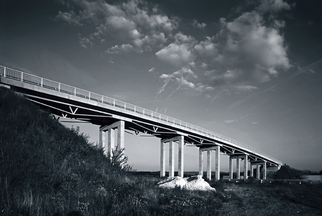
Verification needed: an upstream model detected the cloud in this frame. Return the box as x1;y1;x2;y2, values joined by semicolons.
257;0;291;13
192;19;206;29
155;0;291;97
56;0;178;51
235;85;258;92
148;67;155;72
157;66;214;98
156;33;196;66
55;11;82;26
225;119;239;124
106;43;140;54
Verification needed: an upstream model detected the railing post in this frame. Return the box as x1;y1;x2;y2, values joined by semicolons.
113;99;115;106
40;78;43;87
21;72;23;82
3;67;6;77
58;83;61;92
101;95;104;103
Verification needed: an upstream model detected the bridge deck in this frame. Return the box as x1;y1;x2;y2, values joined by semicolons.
0;65;281;167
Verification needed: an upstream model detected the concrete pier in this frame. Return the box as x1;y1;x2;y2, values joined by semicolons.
207;150;211;180
160;136;185;178
178;136;184;177
236;157;241;179
99;127;105;149
229;156;233;179
169;141;174;178
160;140;165;177
199;148;203;175
250;162;253;178
214;146;220;181
100;121;125;157
107;128;114;158
263;161;267;180
244;155;248;180
117;121;125;149
199;146;221;181
256;165;261;179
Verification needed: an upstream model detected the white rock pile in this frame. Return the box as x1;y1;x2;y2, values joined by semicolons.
157;175;216;192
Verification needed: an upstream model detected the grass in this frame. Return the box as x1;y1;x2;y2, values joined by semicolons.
1;86;322;216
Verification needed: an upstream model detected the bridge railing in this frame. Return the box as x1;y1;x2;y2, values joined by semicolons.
0;65;281;164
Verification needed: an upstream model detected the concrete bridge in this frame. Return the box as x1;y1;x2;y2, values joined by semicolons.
0;65;282;180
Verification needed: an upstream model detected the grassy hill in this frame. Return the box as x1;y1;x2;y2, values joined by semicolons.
0;87;223;215
1;87;322;216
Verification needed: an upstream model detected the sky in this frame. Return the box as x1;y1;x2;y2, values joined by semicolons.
1;0;322;172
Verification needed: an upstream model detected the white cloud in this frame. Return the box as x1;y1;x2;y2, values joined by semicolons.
235;85;258;92
156;33;196;66
56;0;178;51
106;43;139;54
55;11;82;26
257;0;291;13
148;67;155;72
192;19;206;29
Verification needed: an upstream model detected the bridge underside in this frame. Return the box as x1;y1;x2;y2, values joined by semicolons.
1;71;282;180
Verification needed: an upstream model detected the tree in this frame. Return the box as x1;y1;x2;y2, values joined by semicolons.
108;145;132;171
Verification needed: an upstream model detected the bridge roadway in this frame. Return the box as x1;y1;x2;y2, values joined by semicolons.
0;65;282;180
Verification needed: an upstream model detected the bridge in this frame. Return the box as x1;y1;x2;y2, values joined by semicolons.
0;65;282;180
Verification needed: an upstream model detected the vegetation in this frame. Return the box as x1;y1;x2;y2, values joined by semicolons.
1;87;322;216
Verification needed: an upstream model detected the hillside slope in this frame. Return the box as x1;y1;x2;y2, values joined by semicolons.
0;87;223;216
0;87;125;215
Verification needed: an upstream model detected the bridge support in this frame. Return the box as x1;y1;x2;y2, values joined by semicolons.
229;156;233;179
256;165;260;179
199;148;203;176
160;135;184;178
250;162;253;178
169;141;174;178
214;146;220;181
207;150;211;180
229;154;248;180
200;146;221;181
108;128;115;159
99;128;106;149
100;120;125;157
252;161;267;180
236;157;241;179
160;140;166;177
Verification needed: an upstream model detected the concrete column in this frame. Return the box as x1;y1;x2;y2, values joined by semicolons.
214;146;220;181
229;156;233;179
263;162;267;180
207;150;211;180
244;155;248;180
199;148;203;176
99;128;105;148
250;162;253;178
169;141;174;178
256;164;260;179
178;136;184;177
236;157;241;179
107;128;114;158
117;120;125;149
160;140;165;177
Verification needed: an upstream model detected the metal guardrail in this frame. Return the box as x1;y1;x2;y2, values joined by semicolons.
0;65;281;164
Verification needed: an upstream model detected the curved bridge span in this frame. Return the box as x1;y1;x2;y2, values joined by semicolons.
0;65;281;180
